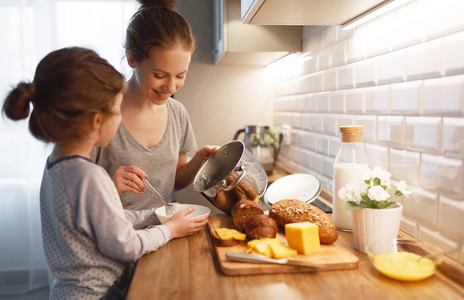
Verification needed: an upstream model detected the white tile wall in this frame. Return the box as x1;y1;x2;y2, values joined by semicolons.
272;0;464;260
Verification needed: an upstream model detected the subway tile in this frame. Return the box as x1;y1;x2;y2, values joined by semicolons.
365;143;388;170
303;131;318;152
317;134;330;156
300;113;311;130
405;116;442;155
318;48;332;71
355;59;377;87
406;38;445;81
418;226;460;262
322;155;334;179
310;152;323;174
316;92;330;113
311;113;323;133
305;57;318;75
338;65;355;90
310;72;324;93
329;91;345;113
357;19;391;58
422;75;464;116
299;149;312;169
336;115;355;134
300;75;311;94
365;85;390;115
439;195;464;242
329;136;340;158
389;148;421;186
443;117;464;159
324;69;337;91
331;42;346;68
402;186;439;229
305;94;318;113
378;49;407;85
445;31;464;76
377;116;405;148
400;216;419;238
346;34;366;64
345;89;365;114
322;114;337;137
323;26;338;48
293;129;306;148
354;115;377;143
296;95;307;112
421;153;464;198
390;81;422;115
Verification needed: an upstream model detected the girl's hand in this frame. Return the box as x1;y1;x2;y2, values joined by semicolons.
165;206;209;239
112;165;148;196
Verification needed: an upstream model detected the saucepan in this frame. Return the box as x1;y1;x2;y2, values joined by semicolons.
193;140;268;214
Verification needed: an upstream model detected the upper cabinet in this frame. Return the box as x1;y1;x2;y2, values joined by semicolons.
213;0;301;67
241;0;388;25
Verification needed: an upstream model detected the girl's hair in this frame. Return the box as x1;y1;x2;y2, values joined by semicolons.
124;0;195;62
2;47;124;144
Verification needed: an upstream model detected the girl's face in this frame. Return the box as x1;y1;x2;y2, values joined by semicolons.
129;44;191;105
95;92;123;147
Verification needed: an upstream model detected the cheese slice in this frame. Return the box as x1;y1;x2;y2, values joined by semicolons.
285;222;320;255
268;243;298;259
215;228;246;241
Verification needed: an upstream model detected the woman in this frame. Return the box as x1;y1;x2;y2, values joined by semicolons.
92;0;217;211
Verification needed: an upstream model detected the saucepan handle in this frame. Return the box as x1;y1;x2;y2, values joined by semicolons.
221;165;247;192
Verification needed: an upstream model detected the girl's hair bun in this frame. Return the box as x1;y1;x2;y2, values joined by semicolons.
2;82;35;120
137;0;177;10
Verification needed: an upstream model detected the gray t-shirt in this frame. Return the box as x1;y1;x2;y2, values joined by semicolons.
91;98;197;210
41;155;170;299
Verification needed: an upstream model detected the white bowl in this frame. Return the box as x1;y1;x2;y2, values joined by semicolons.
155;204;211;224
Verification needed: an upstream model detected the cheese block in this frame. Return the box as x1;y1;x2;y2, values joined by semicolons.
246;238;296;259
285;222;320;255
215;228;246;241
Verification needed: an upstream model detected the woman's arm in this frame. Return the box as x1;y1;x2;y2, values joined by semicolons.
174;145;218;190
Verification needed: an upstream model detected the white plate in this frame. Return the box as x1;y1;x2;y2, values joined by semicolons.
263;173;322;206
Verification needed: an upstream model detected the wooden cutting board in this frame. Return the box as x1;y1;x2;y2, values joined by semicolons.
208;214;359;276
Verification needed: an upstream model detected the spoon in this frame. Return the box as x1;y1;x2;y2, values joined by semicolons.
143;179;182;217
418;247;460;262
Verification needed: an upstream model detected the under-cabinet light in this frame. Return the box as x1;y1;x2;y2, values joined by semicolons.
341;0;412;30
266;53;298;70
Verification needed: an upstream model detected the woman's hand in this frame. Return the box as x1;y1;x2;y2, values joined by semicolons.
165;206;209;239
198;145;219;162
112;165;148;196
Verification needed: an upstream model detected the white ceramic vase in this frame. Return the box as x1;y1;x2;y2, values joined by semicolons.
351;203;403;253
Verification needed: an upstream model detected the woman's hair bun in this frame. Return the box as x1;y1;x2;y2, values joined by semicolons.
2;82;35;120
137;0;177;10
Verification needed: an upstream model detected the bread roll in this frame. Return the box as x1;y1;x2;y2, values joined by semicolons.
269;199;338;244
245;214;278;240
231;199;264;231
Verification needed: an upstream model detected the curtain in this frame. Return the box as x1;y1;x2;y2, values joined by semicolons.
0;0;137;295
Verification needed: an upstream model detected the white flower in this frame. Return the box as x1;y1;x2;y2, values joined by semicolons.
369;166;392;186
338;182;365;203
395;181;411;198
367;185;391;201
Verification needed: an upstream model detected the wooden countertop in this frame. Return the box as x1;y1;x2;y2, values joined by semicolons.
127;163;464;299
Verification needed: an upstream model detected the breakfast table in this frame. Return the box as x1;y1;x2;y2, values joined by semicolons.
126;189;464;300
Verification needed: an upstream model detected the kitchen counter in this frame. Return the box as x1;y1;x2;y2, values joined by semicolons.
127;198;464;300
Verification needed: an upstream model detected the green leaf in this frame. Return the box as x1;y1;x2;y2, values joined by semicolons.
345;201;365;210
373;178;381;186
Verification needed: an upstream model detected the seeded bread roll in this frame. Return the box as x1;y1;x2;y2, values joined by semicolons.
231;199;264;231
245;214;278;240
269;199;338;244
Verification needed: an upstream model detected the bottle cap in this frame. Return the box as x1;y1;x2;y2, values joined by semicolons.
340;125;363;142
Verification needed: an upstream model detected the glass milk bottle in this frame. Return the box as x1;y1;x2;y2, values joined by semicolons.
333;125;369;232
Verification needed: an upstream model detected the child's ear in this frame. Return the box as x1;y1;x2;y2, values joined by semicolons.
126;51;136;69
92;113;103;130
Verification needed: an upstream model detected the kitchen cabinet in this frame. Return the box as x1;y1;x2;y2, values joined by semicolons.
241;0;388;25
213;0;301;67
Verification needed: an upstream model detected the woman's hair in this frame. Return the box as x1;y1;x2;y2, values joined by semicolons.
124;0;195;62
2;47;124;144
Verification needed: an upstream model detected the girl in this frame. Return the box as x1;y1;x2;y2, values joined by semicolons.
91;0;217;211
2;46;208;299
